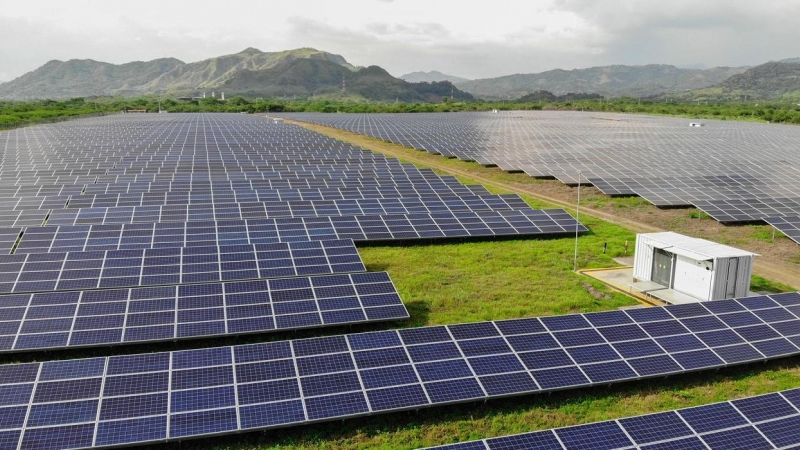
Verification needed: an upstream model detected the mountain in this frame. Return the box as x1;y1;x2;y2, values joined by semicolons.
673;61;800;101
222;58;473;102
0;48;356;99
140;47;356;93
719;61;800;99
455;65;748;99
400;71;470;84
0;58;184;99
515;90;604;102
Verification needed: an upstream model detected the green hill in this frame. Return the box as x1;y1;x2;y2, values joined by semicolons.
667;61;800;101
222;58;473;102
0;47;471;102
0;48;356;99
456;65;747;99
0;58;184;99
400;71;470;84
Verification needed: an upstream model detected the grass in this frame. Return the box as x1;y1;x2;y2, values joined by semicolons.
750;274;795;294
751;225;785;243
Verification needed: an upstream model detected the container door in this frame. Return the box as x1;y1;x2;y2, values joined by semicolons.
725;258;739;298
672;256;713;301
652;248;673;287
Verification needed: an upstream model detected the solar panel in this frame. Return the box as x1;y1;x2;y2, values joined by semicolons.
0;239;365;294
423;388;800;449
0;271;407;352
0;229;20;254
41;193;528;217
1;292;798;448
693;198;800;223
10;208;585;252
41;200;562;228
37;185;494;209
764;216;800;245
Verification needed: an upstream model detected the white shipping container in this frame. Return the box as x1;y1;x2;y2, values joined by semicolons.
633;232;757;301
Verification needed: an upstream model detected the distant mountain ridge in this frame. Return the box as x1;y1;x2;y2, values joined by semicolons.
5;48;800;101
0;47;472;102
455;65;748;99
1;58;184;99
0;48;357;99
400;71;470;84
222;58;473;102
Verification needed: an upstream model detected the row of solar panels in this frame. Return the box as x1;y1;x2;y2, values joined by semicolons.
0;271;407;352
1;186;493;209
0;239;367;294
7;193;522;214
0;176;484;199
0;208;585;254
1;208;584;242
0;292;797;449
0;168;466;191
425;388;800;450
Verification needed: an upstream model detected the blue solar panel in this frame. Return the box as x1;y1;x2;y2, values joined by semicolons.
0;272;408;353
0;239;365;294
10;207;586;249
425;388;800;449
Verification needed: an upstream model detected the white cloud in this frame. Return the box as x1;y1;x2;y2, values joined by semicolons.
0;0;798;81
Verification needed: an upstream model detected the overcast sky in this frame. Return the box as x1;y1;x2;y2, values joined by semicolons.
1;0;798;82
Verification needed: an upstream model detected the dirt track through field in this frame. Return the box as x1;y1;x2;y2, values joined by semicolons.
284;118;800;289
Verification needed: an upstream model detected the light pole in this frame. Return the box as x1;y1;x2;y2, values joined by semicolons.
573;171;582;272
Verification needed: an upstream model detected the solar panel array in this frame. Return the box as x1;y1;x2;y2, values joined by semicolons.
1;291;798;448
0;113;600;449
425;388;800;450
280;111;800;236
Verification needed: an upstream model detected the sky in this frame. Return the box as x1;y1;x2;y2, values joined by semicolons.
1;0;799;82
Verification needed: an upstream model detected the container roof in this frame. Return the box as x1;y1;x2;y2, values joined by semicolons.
639;232;759;260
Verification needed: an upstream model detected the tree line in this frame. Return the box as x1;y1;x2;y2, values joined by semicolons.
3;96;800;129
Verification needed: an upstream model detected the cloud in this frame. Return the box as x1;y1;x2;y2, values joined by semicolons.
283;16;608;79
553;0;800;66
1;1;799;82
